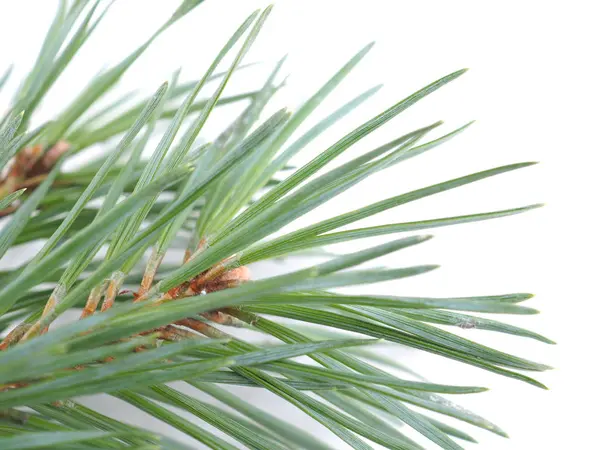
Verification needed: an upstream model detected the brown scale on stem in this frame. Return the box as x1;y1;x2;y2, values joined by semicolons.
0;140;70;216
157;325;199;342
80;282;107;319
137;249;164;298
100;274;125;312
129;263;250;344
0;323;31;350
189;264;250;295
135;261;250;303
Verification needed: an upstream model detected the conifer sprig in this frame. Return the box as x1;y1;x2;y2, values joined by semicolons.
0;2;548;449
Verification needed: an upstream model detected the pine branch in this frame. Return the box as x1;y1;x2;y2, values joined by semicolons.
0;2;548;449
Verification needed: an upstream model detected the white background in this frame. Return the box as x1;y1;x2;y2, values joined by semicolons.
1;1;598;449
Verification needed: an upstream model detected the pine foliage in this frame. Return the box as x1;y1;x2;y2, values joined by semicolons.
0;2;549;449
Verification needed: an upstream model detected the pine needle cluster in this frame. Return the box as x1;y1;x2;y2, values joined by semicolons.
0;1;549;449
